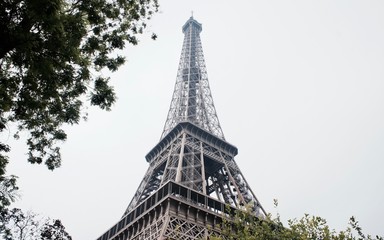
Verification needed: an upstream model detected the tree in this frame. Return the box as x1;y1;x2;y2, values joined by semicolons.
40;219;72;240
213;202;383;240
0;208;71;240
0;175;18;238
1;1;158;237
0;0;159;172
1;208;40;240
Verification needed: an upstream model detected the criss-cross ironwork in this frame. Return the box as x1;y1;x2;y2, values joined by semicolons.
161;17;225;141
97;17;266;240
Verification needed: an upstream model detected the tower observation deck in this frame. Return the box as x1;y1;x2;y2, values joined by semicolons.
97;17;266;240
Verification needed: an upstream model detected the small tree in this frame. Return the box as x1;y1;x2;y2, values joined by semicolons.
0;208;71;240
214;201;383;240
1;208;40;240
40;219;72;240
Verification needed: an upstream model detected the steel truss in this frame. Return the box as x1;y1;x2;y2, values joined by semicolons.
98;181;227;240
124;122;265;217
97;17;265;240
161;17;225;140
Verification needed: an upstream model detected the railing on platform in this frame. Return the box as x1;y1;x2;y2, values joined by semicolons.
96;180;236;240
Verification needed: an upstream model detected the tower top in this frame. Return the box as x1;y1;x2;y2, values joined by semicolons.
182;16;202;33
161;17;225;140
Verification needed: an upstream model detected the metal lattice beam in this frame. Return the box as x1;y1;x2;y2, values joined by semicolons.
161;17;225;140
97;17;267;240
123;123;266;217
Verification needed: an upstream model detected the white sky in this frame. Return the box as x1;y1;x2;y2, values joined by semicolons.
5;0;384;239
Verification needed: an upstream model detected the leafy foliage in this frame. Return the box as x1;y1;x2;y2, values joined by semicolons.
0;208;71;240
213;202;383;240
40;219;72;240
0;175;18;239
0;175;18;208
1;208;40;240
0;0;159;170
0;1;158;237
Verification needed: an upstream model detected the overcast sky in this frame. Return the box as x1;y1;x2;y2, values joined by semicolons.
6;0;384;239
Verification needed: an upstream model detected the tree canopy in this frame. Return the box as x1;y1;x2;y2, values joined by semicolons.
213;203;383;240
1;208;72;240
0;0;158;236
0;0;158;172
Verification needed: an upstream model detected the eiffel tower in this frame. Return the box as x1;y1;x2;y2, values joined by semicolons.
97;16;266;240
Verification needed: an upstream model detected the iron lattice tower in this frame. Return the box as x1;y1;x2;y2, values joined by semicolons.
97;17;266;240
161;17;224;141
